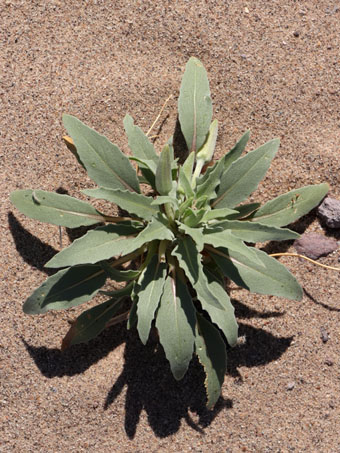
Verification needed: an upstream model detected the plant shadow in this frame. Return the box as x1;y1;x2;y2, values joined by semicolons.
23;312;292;438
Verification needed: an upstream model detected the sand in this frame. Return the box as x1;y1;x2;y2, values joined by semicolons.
1;1;340;451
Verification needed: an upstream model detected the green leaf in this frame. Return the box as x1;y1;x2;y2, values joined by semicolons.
210;220;299;242
155;144;173;196
249;183;329;227
195;312;227;409
182;208;206;228
178;57;212;153
136;256;167;345
178;196;194;218
172;236;224;310
151;196;179;209
195;158;225;202
203;267;238;347
177;222;205;251
23;265;107;314
196;119;218;165
200;207;239;223
61;297;125;349
210;246;303;301
178;167;194;198
63;114;140;193
203;229;263;266
182;151;195;182
223;130;250;171
99;262;140;282
123;114;159;165
46;224;141;268
213;139;280;209
155;275;196;381
129;157;157;173
10;190;107;228
82;188;159;221
224;202;261;220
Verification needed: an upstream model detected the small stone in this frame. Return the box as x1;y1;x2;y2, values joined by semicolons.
318;197;340;229
324;358;334;366
320;326;329;343
293;233;338;259
293;31;300;37
286;382;295;391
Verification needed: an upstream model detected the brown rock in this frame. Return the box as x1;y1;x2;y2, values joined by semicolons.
293;233;338;259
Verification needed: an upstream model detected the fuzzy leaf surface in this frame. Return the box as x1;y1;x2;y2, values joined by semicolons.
46;224;141;268
196;119;218;164
249;184;329;227
123;114;159;165
210;246;303;300
223;130;250;170
23;265;107;314
82;188;159;220
10;190;106;228
178;57;212;153
195;312;227;409
195;158;225;203
209;220;300;242
61;297;125;350
213;139;280;209
200;207;239;223
156;275;196;381
155;145;173;196
63;114;140;192
203;229;263;266
225;203;261;220
136;256;167;345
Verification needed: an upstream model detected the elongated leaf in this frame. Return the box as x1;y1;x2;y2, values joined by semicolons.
61;297;125;350
23;265;107;314
173;237;237;345
196;119;218;165
62;135;85;168
82;188;159;220
172;236;224;310
208;220;299;242
177;223;205;251
203;267;238;346
155;144;173;195
224;202;261;220
213;139;280;209
151;196;179;209
182;151;195;182
182;207;206;228
136;256;167;345
10;190;106;228
127;216;174;251
178;167;194;198
195;312;227;409
178;57;212;153
99;262;140;282
201;207;239;223
123;114;159;164
155;275;196;380
210;246;303;300
249;183;329;227
203;229;263;266
223;130;250;170
195;158;225;202
129;157;157;173
46;224;141;268
63;114;140;192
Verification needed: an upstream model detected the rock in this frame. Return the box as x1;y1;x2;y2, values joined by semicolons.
317;197;340;229
320;326;329;343
293;233;338;259
286;382;295;391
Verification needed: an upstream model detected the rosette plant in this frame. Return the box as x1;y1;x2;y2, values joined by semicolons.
11;57;328;408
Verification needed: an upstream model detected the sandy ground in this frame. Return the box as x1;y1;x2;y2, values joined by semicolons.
1;1;340;452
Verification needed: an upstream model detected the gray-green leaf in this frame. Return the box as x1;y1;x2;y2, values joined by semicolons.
213;139;280;209
155;144;173;196
210;246;303;300
82;188;159;221
223;130;250;171
136;256;167;345
208;220;300;242
63;114;140;193
178;57;212;153
23;264;107;314
46;224;141;268
249;183;329;227
156;275;196;381
195;312;227;409
123;114;159;165
10;190;107;228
